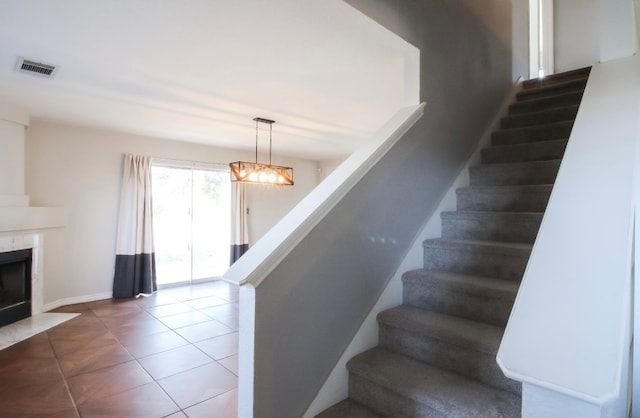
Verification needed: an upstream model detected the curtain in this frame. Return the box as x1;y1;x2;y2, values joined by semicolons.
113;154;157;298
230;182;249;264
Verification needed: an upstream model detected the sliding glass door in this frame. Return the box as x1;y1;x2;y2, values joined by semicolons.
152;165;230;286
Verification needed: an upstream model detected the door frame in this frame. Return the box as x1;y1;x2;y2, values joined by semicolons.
530;0;555;78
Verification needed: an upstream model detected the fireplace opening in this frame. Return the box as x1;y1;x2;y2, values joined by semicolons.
0;249;32;327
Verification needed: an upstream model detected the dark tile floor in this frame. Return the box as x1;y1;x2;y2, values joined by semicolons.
0;280;240;417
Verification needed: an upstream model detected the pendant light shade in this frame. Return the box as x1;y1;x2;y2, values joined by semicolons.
229;118;294;186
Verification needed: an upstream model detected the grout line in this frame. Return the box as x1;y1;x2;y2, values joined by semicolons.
46;328;81;418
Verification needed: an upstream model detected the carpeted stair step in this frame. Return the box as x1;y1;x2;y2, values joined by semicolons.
402;269;518;326
521;66;591;90
347;348;521;418
378;306;520;394
516;77;588;101
500;104;579;129
469;159;561;187
456;184;553;212
481;139;568;164
441;211;542;244
509;90;584;114
492;121;574;146
315;399;381;418
423;238;531;281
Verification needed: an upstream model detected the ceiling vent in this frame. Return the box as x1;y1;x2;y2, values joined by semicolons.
15;57;58;79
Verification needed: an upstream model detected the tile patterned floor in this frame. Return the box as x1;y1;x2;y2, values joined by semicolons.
0;280;239;417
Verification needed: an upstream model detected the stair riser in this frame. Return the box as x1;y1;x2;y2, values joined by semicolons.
492;123;573;146
349;374;445;418
481;140;567;164
508;92;583;114
403;282;514;327
469;161;560;187
517;80;587;101
379;325;520;395
441;213;542;244
456;187;552;212
501;106;578;129
423;245;529;281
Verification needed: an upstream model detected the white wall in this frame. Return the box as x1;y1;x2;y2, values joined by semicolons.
24;120;319;307
554;0;638;72
0;120;25;196
554;0;600;72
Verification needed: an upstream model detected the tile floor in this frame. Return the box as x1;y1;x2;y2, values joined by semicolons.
0;280;240;417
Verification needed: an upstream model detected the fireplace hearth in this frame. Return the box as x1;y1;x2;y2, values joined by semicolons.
0;249;32;327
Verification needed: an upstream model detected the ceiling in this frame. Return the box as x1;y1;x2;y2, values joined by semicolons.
0;0;414;160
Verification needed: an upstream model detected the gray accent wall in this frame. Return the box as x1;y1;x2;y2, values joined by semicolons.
251;1;527;417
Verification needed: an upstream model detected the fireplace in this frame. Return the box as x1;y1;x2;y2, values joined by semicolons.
0;249;32;327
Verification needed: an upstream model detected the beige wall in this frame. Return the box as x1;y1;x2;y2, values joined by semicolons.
25;120;320;307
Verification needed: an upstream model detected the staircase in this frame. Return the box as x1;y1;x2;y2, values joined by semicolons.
316;67;591;418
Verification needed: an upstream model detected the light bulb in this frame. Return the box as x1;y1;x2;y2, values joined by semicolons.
268;172;276;183
249;172;258;181
259;172;267;182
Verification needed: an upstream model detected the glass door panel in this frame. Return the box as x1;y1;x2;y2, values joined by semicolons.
152;165;230;286
152;166;192;286
192;169;230;280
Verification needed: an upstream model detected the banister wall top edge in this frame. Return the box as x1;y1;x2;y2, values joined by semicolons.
221;103;425;288
496;354;620;406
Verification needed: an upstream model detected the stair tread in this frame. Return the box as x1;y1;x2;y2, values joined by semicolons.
522;66;591;88
315;400;382;418
486;138;568;149
517;77;587;99
509;90;584;112
379;306;503;354
403;269;521;297
505;103;579;118
423;238;533;253
348;348;521;417
442;210;543;217
495;119;573;134
457;184;554;193
471;158;562;169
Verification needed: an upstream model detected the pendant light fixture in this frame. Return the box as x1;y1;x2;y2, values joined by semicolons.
229;117;294;186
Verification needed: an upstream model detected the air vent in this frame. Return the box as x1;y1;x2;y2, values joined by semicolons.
15;57;58;79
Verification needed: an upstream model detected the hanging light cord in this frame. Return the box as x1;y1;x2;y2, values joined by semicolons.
269;122;273;165
255;119;259;164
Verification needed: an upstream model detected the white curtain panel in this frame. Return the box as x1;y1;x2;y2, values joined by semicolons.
113;154;157;298
230;182;249;264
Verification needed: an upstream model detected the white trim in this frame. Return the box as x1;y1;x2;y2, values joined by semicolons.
42;292;113;312
529;0;540;78
530;0;555;78
540;0;555;76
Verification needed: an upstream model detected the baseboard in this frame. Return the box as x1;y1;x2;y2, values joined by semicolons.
42;292;112;312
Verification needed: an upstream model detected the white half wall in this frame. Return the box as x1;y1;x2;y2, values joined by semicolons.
25;120;320;308
498;55;640;416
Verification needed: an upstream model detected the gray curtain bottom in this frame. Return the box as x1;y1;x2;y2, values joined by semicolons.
230;244;249;265
113;253;157;298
